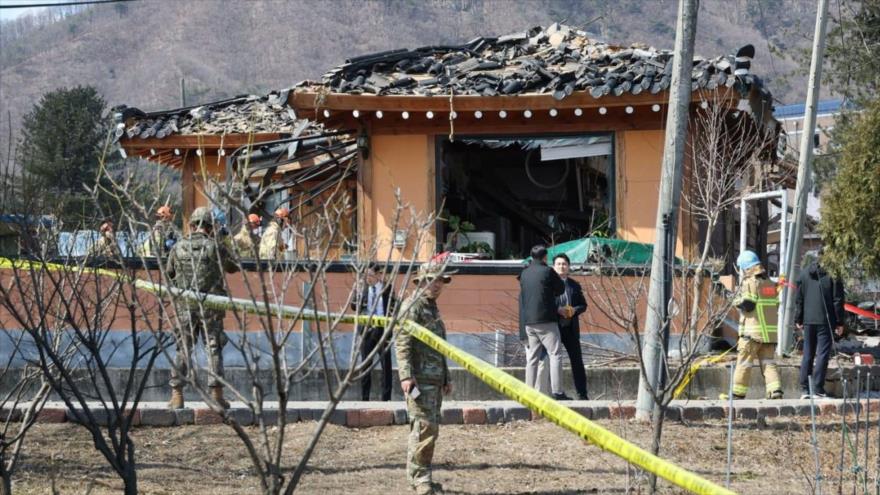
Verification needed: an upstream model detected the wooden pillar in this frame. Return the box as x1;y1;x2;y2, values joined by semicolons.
356;126;373;259
181;151;194;233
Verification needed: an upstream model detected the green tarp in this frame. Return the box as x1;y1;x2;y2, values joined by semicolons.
546;237;680;265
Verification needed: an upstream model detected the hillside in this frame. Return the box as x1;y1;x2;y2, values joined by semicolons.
0;0;812;152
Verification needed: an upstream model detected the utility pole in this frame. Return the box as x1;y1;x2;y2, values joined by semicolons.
180;77;187;107
635;0;699;422
780;0;830;354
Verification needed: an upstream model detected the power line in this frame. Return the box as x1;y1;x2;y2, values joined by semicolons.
0;0;136;9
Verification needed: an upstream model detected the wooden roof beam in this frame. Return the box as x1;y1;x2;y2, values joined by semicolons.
290;87;741;112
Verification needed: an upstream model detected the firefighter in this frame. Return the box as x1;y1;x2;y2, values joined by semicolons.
723;250;783;400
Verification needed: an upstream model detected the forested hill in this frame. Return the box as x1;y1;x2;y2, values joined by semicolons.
0;0;812;149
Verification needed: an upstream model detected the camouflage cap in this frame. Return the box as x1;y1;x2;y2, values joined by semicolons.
189;206;214;227
412;262;456;284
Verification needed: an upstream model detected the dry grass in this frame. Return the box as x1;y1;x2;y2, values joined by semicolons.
11;417;875;494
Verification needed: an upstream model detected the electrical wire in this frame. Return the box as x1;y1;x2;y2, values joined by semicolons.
0;0;135;9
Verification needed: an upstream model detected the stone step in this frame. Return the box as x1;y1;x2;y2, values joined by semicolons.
5;398;871;427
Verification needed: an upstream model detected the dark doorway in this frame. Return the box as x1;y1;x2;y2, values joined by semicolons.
437;135;614;259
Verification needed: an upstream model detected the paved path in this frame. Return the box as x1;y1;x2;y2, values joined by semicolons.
6;397;870;427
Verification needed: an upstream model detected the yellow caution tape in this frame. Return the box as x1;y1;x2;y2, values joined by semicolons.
673;346;735;399
0;258;735;495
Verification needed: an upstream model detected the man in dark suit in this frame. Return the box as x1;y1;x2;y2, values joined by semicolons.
795;250;845;398
353;263;397;401
519;245;571;400
552;253;589;400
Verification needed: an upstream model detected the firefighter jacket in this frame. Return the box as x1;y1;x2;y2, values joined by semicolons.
734;267;779;344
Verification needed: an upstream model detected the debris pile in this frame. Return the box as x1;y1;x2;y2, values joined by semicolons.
113;90;310;141
310;23;768;100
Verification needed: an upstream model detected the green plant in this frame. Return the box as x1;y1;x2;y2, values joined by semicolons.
458;241;494;257
448;214;474;233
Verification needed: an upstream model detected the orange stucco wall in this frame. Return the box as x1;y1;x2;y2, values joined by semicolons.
183;129;694;260
367;134;435;261
0;268;651;335
616;129;692;256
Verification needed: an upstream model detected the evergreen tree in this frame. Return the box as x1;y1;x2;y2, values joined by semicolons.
818;97;880;278
17;86;109;225
812;1;880;189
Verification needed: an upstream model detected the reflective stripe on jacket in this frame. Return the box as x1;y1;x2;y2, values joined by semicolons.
735;275;779;344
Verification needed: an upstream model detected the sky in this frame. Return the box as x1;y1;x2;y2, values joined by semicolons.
0;0;62;23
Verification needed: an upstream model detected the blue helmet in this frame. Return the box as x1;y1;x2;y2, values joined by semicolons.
736;250;761;271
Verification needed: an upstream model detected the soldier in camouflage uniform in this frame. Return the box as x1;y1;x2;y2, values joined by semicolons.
140;205;179;258
86;221;120;259
397;262;455;495
165;206;239;409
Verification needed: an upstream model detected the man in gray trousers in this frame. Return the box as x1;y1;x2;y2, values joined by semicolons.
519;245;572;400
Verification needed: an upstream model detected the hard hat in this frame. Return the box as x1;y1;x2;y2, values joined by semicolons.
274;207;289;219
156;205;172;219
736;250;761;271
190;206;214;228
247;213;261;224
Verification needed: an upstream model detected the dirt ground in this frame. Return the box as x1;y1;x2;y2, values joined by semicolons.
10;417;876;494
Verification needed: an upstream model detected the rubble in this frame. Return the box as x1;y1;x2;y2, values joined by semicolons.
302;23;770;102
112;89;318;141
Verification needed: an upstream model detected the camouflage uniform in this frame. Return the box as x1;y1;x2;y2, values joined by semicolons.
141;219;178;258
87;232;119;258
397;288;450;493
165;229;239;388
232;223;257;256
258;220;282;259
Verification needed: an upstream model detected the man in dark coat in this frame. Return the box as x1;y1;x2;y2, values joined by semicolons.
518;245;571;400
796;251;846;398
353;263;397;401
552;253;589;400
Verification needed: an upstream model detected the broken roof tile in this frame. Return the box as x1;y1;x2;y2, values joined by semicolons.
299;24;767;103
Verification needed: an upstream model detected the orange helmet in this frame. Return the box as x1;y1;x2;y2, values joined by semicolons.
274;207;289;219
156;205;172;220
247;213;261;224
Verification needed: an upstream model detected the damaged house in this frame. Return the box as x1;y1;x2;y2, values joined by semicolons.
115;24;783;358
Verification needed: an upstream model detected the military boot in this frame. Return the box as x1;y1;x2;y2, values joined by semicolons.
211;386;230;409
167;386;185;409
414;484;435;495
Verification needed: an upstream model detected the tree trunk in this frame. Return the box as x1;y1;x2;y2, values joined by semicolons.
687;218;716;350
122;460;138;495
284;380;352;494
1;471;11;495
649;405;667;494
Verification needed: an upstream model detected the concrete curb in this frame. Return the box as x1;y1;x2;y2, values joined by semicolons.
10;398;864;427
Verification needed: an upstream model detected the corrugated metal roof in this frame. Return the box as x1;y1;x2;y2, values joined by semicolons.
774;99;846;119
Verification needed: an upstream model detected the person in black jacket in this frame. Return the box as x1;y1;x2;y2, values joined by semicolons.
795;252;845;398
552;254;589;400
353;263;397;401
519;245;571;400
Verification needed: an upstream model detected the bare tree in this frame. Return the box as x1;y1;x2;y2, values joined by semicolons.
0;329;54;495
586;254;733;493
682;89;777;348
96;135;443;495
0;134;181;494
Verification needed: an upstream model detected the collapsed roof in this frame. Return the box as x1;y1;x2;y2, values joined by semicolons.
112;90;313;142
114;23;776;146
301;23;770;103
